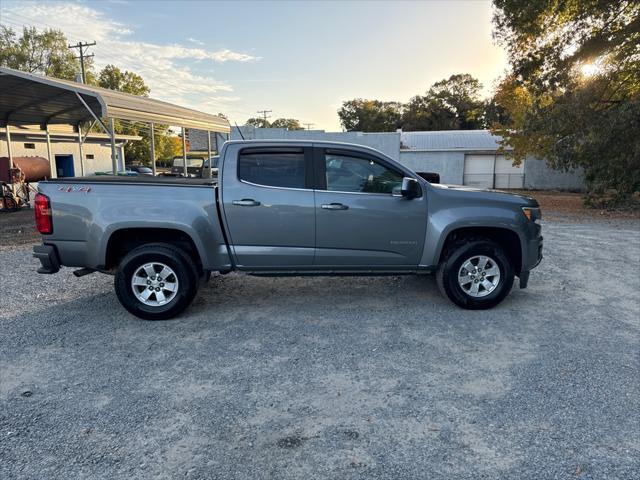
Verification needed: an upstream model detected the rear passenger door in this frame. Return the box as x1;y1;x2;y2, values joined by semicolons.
222;146;315;269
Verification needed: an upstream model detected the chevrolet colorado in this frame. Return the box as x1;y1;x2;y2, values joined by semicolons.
33;140;543;320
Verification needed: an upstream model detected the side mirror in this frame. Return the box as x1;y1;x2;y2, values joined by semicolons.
401;177;420;199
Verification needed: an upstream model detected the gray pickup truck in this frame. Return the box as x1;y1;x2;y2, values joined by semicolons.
33;140;543;320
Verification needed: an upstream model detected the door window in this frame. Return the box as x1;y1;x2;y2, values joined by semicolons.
239;149;306;188
324;153;403;194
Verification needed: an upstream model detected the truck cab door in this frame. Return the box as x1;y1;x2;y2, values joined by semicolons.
313;148;428;268
221;146;315;269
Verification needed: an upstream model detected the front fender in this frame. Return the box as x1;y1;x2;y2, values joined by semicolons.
420;205;527;267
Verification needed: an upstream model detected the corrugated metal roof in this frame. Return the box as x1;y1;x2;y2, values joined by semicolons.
0;127;141;142
401;130;511;151
0;67;230;133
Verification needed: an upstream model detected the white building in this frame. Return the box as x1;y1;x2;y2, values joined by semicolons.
0;125;140;177
399;130;583;190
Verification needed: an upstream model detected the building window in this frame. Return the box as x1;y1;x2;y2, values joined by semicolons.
24;143;36;149
86;154;95;160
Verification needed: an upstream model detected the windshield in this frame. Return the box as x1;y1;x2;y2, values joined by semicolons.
173;157;204;167
203;156;220;168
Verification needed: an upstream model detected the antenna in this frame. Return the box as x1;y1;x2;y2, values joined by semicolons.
235;122;245;140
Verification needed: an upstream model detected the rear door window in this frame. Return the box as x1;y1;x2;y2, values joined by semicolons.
239;149;306;188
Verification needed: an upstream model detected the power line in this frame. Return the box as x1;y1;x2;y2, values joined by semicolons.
68;41;96;84
303;123;315;130
257;109;272;123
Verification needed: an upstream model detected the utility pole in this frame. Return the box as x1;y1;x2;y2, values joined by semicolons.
304;123;315;130
256;109;272;126
68;41;96;84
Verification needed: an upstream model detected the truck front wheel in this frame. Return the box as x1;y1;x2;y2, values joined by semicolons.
114;243;199;320
436;238;514;309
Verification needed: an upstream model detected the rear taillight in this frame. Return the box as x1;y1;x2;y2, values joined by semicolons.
34;193;52;234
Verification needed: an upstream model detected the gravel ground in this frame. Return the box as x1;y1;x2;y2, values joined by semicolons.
1;219;639;479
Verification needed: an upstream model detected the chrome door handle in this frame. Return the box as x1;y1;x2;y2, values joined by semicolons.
321;203;349;210
232;199;261;207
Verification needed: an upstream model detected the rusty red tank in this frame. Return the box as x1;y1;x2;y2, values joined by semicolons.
0;156;51;183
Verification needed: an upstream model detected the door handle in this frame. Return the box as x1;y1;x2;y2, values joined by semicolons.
232;199;261;207
321;203;349;210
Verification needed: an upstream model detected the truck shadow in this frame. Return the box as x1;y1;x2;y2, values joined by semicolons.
8;271;531;330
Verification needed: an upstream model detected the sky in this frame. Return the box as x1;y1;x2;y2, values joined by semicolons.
0;0;509;131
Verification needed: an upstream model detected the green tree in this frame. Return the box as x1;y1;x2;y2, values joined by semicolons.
436;74;484;129
97;64;150;96
491;0;640;206
94;65;154;164
338;99;402;132
156;135;182;163
339;75;486;132
270;118;304;130
401;95;458;131
0;25;81;79
408;74;485;130
245;117;271;128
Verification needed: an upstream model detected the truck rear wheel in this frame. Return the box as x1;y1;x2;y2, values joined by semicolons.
114;243;199;320
436;238;514;309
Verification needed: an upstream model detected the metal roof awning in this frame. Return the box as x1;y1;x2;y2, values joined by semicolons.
0;126;142;142
0;67;230;132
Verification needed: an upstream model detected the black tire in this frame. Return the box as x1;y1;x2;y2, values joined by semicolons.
436;238;514;310
114;243;199;320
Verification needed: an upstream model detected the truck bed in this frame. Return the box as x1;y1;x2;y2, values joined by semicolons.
45;176;216;186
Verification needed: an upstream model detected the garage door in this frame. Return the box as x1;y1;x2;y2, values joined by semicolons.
494;155;523;188
463;155;494;188
463;155;524;189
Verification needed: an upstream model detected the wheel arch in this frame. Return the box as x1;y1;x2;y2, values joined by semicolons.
103;227;204;274
437;226;523;275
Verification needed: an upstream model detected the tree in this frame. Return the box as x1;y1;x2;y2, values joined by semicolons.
338;99;402;132
401;95;458;131
400;74;485;131
270;118;304;130
0;26;81;79
94;65;154;164
97;64;150;96
245;117;271;128
339;75;486;132
491;0;640;206
156;135;182;163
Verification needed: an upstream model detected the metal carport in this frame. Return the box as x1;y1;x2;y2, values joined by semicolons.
0;66;230;179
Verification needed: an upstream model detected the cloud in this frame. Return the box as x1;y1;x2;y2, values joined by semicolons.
0;1;258;115
187;37;204;46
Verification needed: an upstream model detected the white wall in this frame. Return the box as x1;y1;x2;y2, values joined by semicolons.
0;134;123;176
398;151;465;184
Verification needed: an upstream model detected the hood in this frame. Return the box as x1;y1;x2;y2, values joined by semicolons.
430;183;539;206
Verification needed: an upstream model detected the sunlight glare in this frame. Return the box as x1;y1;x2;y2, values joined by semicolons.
580;63;599;77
